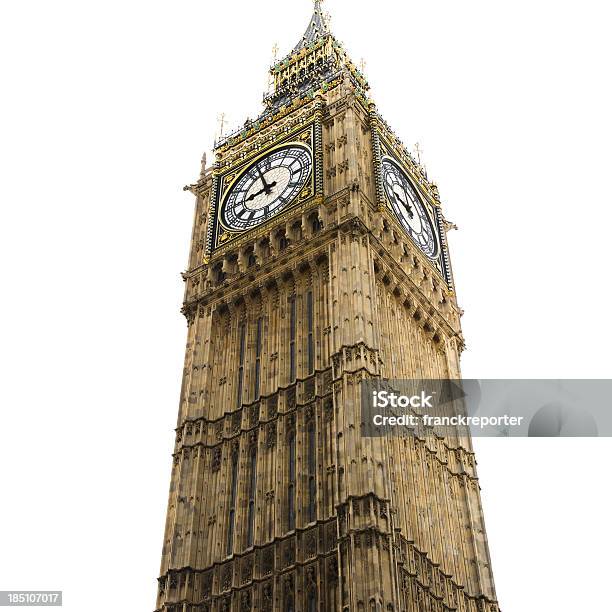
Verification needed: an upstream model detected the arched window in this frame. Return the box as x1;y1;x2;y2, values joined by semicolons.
288;430;296;531
307;590;317;612
236;323;246;408
307;421;316;523
226;450;239;556
254;317;263;399
311;215;323;234
286;593;294;612
292;221;302;241
214;263;226;284
279;234;289;251
307;290;314;374
289;296;296;382
246;448;257;548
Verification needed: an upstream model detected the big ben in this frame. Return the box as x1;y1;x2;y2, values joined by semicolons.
155;2;500;611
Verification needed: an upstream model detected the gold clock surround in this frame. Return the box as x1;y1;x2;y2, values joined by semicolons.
209;122;320;254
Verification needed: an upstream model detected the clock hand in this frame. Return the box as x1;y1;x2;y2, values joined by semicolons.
246;181;279;202
246;187;267;202
394;190;414;219
255;164;273;194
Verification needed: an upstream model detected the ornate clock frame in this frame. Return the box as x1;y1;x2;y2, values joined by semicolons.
376;132;454;290
205;115;324;260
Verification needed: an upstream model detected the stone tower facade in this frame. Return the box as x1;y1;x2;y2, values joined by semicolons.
155;3;500;612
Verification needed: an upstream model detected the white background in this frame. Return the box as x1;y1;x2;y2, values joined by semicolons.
1;1;611;610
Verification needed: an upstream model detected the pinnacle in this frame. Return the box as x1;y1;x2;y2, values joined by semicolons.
293;0;331;52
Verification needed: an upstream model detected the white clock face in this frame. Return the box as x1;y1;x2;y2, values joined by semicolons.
382;158;439;259
221;145;312;231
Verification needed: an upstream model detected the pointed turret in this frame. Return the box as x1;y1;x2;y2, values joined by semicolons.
264;0;369;112
293;0;330;52
216;1;370;149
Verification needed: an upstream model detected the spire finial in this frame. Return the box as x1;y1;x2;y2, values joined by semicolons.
293;0;331;52
414;142;423;165
267;43;279;93
217;113;227;140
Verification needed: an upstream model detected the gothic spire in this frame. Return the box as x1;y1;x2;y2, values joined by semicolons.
293;0;330;52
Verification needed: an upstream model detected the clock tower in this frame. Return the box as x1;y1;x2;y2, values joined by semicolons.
155;3;500;612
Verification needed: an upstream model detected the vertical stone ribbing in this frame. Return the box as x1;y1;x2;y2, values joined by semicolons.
314;95;325;199
435;206;454;291
369;103;385;210
204;165;221;259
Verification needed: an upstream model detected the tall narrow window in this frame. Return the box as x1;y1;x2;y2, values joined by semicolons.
289;296;296;382
246;448;257;548
236;323;246;409
307;421;316;523
288;430;296;531
307;290;314;374
227;449;239;556
254;317;263;399
307;590;317;612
